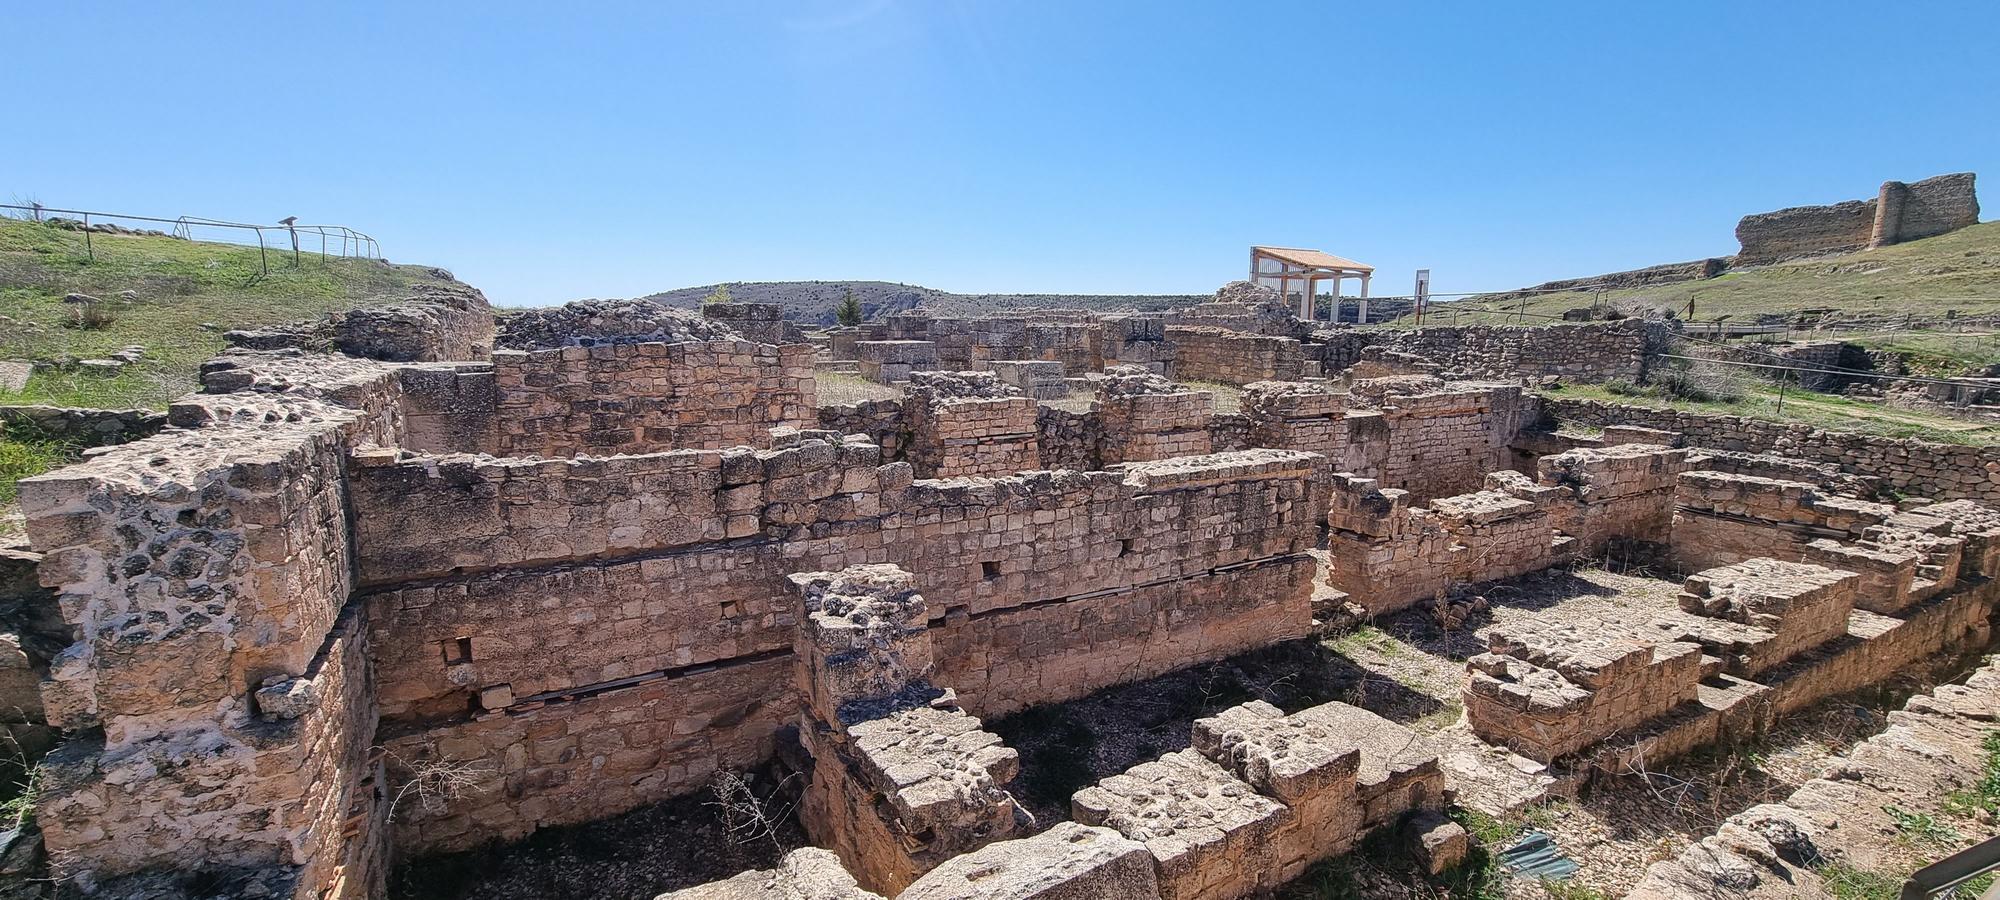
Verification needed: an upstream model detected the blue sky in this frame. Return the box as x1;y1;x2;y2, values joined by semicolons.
7;1;1995;307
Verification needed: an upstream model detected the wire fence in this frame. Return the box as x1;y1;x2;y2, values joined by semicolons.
0;202;381;275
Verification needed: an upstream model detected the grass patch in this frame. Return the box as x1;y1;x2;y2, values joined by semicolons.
0;216;463;409
1845;332;2000;378
1546;380;1997;445
0;432;77;505
1815;862;1905;900
1944;730;2000;819
1381;221;2000;326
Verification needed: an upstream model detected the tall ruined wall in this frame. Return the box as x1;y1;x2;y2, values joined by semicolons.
1873;172;1979;247
1165;327;1306;384
1736;172;1980;263
1543;396;2000;503
395;340;819;457
1367;321;1664;383
1735;198;1879;265
349;443;1323;851
16;356;405;896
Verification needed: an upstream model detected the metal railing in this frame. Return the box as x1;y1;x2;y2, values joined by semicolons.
1;202;381;274
1901;834;2000;899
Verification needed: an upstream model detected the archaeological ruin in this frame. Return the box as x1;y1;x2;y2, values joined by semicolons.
2;283;1997;900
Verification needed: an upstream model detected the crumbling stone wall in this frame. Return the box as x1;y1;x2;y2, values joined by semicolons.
1326;444;1691;614
17;356;406;895
1364;321;1663;383
487;340;816;456
1669;471;1896;573
348;444;1322;849
1466;619;1704;763
0;404;166;447
1074;699;1443;899
903;372;1041;478
790;566;1022;894
700;301;808;345
1736;172;1980;263
1874;171;1979;246
855;340;938;383
1544;396;2000;503
1164;327;1306;384
1095;366;1213;465
1349;377;1532;500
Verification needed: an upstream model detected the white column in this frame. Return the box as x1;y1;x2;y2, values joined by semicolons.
1358;272;1372;324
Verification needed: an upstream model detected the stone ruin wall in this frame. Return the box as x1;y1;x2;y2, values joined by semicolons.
1545;395;2000;503
1736;171;1979;264
347;437;1323;852
16;359;414;897
1364;320;1665;383
17;294;2000;899
1164;326;1306;384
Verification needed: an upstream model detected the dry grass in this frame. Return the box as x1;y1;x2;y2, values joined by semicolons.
812;371;901;406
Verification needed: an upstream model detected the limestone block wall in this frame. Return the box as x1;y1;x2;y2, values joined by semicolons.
17;356;406;893
1324;477;1556;615
857;340;938;383
1531;442;1692;554
1663;561;1858;678
989;359;1068;400
907;396;1041;478
1073;699;1442;899
819;398;911;460
1353;378;1532;500
1466;620;1704;763
1165;327;1306;384
700;301;808;346
790;566;1021;894
1875;172;1979;246
1669;471;1896;573
1365;321;1662;383
1736;172;1980;263
1097;391;1214;464
350;445;1324;850
1544;396;2000;503
1327;444;1692;614
488;340;816;456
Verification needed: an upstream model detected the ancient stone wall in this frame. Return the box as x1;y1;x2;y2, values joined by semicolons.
1074;699;1443;899
1543;396;2000;503
856;340;938;383
1350;377;1532;500
348;444;1322;849
1466;619;1704;763
1364;321;1662;383
1736;172;1980;263
1669;471;1895;573
1872;171;1979;247
16;356;405;894
1164;327;1306;384
819;398;910;461
486;340;816;456
903;372;1041;478
1094;367;1213;465
700;302;807;346
1735;198;1880;264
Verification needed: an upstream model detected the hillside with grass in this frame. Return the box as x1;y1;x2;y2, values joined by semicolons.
0;216;474;410
1420;220;2000;325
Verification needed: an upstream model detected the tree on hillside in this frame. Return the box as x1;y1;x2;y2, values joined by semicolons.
702;283;733;306
835;289;863;326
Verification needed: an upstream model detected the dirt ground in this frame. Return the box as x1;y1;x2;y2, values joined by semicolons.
389;768;805;900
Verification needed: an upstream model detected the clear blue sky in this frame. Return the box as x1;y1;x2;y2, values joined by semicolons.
8;1;1995;307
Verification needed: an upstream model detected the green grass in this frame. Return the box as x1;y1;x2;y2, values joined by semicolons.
1816;862;1906;900
0;215;463;409
0;433;77;505
1844;331;2000;378
1546;380;1997;445
1392;221;2000;326
1944;731;2000;819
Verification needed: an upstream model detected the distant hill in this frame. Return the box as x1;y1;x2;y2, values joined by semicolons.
639;280;1209;326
